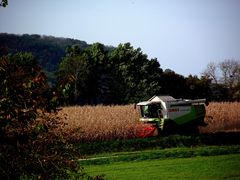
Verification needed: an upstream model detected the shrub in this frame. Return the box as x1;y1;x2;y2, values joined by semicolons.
0;53;89;179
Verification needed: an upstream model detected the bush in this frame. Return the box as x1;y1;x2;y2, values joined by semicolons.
0;53;91;179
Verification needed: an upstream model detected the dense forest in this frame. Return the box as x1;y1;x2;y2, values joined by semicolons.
1;33;239;104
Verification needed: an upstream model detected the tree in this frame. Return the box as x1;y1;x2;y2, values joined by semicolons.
186;75;212;100
202;61;218;84
202;59;240;101
139;58;163;99
58;43;111;104
84;43;113;104
0;52;95;179
57;42;164;104
108;43;162;103
57;45;91;104
0;53;65;178
0;0;7;7
160;70;188;98
219;59;240;89
0;52;56;137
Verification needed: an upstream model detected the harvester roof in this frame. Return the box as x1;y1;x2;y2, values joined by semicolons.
148;96;176;102
137;96;175;106
137;95;205;106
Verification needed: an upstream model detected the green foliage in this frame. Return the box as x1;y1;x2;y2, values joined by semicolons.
58;45;91;103
3;33;236;103
57;41;239;104
58;42;163;104
160;70;188;98
0;53;90;179
186;75;212;99
108;43;162;103
0;33;88;72
57;43;108;104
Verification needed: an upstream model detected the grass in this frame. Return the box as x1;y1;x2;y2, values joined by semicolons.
78;133;240;155
79;145;240;165
85;154;240;179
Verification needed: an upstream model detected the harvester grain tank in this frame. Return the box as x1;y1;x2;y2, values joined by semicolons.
137;96;206;136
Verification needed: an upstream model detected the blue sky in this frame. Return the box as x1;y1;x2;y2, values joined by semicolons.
0;0;240;76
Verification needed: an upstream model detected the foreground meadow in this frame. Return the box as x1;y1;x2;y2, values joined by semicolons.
85;153;240;179
58;102;240;142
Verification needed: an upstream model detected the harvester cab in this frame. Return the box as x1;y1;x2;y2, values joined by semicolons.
137;96;206;136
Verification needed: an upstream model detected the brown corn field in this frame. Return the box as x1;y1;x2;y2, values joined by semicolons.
57;105;141;142
200;102;240;133
57;102;240;142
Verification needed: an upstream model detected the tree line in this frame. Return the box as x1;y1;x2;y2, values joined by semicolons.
57;42;240;104
1;33;240;104
203;60;240;100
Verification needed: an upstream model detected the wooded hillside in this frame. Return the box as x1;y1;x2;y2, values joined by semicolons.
0;33;88;72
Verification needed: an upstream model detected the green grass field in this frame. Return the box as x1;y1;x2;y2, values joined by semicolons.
84;153;240;180
78;139;240;179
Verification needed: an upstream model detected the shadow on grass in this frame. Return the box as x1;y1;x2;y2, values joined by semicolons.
200;131;240;145
78;132;240;155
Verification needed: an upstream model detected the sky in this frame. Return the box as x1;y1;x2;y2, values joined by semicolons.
0;0;240;77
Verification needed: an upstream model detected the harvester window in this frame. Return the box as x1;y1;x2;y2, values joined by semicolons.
141;104;161;118
141;106;149;118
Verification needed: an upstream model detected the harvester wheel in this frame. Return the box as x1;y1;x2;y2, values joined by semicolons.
162;120;178;135
183;125;199;134
163;121;200;135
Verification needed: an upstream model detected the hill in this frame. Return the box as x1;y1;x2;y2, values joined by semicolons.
0;33;88;72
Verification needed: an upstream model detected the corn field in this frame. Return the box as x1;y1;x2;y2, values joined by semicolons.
57;102;240;142
200;102;240;133
57;105;141;142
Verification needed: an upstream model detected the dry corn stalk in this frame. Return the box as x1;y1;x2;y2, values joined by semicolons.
57;103;240;141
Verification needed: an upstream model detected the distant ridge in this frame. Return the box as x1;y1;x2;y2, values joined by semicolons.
0;33;89;72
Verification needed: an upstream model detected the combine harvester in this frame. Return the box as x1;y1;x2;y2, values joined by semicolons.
136;96;207;137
